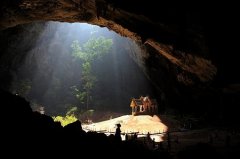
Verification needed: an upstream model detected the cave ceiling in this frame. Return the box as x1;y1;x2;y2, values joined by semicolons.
0;0;239;88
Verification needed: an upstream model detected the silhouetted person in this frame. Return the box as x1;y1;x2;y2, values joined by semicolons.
115;123;121;142
147;132;151;141
152;138;155;149
133;133;137;140
125;133;128;141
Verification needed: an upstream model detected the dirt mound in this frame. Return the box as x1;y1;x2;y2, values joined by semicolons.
83;115;168;142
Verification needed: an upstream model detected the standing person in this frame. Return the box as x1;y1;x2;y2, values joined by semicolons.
152;138;156;149
133;133;138;140
115;124;122;142
125;133;128;141
147;132;151;141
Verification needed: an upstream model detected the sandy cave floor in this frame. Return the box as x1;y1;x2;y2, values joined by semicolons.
82;115;168;142
82;115;240;154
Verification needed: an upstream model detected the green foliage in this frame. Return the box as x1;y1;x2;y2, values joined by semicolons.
71;40;85;60
71;86;87;104
66;106;78;115
78;109;95;122
52;115;78;127
85;109;94;117
71;36;113;110
83;36;113;60
71;37;113;62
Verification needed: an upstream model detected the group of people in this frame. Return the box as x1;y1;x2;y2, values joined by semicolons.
114;123;138;141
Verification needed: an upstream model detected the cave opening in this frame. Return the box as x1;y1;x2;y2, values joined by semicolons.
0;21;157;118
0;21;170;142
1;1;240;157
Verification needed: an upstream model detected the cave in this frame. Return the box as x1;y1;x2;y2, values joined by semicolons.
1;0;240;158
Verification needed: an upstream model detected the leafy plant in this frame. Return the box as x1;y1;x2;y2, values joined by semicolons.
71;36;113;110
52;115;78;127
66;106;78;115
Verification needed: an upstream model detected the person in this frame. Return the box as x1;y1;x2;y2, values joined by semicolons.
133;133;137;140
152;138;156;149
147;132;151;141
125;133;128;141
115;123;122;142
